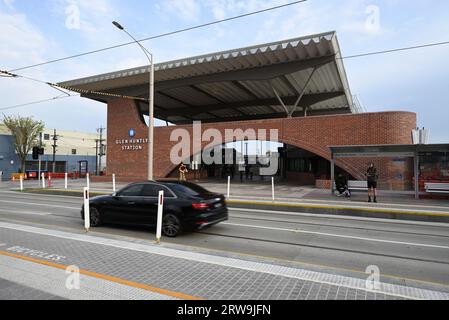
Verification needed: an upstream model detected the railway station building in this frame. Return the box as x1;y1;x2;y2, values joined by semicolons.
60;31;449;192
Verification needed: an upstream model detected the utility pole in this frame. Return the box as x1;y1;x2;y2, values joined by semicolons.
95;139;99;176
38;133;43;181
51;129;60;173
97;126;106;176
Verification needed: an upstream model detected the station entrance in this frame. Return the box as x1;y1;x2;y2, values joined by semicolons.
167;141;353;187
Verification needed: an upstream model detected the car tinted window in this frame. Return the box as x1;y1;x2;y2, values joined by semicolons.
141;184;175;198
141;184;161;197
169;183;211;197
118;184;143;197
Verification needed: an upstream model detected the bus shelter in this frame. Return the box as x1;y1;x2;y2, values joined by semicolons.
329;144;449;200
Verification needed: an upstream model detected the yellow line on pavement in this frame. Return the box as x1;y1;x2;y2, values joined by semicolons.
0;250;203;300
227;200;449;218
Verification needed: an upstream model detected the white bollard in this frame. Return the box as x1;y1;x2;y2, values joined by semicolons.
112;174;116;192
20;175;23;191
156;190;164;244
84;187;90;232
272;177;275;202
86;173;90;190
65;173;68;189
41;173;46;189
227;176;231;200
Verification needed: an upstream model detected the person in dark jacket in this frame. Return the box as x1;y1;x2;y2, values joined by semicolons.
366;163;379;203
336;173;351;198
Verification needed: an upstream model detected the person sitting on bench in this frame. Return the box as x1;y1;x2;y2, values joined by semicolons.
336;173;351;198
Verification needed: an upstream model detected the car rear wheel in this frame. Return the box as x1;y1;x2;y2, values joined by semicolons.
162;213;182;237
89;207;103;227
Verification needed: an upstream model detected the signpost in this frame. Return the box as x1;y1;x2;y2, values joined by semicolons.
156;191;164;244
84;187;90;232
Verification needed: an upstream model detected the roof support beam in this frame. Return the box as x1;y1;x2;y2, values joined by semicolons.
291;67;318;118
190;85;224;104
272;85;290;116
189;85;246;116
271;66;319;118
158;92;344;117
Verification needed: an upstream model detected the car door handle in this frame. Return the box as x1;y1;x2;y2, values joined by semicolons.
128;202;136;205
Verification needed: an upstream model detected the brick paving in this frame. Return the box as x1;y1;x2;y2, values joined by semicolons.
2;223;447;300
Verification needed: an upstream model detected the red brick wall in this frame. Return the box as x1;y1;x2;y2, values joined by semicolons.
106;99;417;188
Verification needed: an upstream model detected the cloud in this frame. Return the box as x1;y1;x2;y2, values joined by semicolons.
2;0;14;9
157;0;202;22
0;7;107;132
0;12;46;69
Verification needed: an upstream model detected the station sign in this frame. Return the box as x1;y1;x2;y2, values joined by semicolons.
116;129;148;151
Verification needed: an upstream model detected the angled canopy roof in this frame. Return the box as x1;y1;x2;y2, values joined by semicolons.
60;31;357;124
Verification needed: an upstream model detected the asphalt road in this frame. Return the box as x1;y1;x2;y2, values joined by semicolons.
0;190;449;288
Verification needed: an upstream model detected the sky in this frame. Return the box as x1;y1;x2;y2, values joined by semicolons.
0;0;448;143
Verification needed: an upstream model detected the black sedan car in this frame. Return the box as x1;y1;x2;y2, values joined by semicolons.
81;181;228;237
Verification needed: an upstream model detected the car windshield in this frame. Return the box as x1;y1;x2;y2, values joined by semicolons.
168;182;211;197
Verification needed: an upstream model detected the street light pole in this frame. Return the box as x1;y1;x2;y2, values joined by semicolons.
113;21;154;181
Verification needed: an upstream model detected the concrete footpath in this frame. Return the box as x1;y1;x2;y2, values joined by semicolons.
1;221;449;300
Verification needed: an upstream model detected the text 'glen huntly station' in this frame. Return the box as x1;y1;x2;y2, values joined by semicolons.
60;32;448;195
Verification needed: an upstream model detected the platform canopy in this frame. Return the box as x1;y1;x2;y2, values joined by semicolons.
60;31;357;124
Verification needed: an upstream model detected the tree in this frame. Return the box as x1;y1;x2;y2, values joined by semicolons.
2;115;45;173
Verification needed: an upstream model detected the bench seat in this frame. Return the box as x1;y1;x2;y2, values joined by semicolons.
333;180;368;192
425;183;449;194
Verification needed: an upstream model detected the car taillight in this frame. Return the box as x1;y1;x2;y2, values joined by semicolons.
192;203;209;210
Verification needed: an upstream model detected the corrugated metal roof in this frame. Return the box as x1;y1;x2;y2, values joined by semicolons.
60;31;356;124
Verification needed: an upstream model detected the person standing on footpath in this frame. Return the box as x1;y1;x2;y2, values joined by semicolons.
179;163;188;182
366;163;379;203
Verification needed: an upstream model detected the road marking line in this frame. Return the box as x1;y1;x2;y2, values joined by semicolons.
0;200;79;210
0;210;52;216
227;200;449;217
222;222;449;250
229;196;449;211
0;250;202;301
229;207;449;227
1;190;89;200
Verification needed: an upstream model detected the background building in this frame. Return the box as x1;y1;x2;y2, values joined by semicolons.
0;125;106;181
0;125;20;181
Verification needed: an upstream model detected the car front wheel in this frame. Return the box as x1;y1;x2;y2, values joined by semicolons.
162;213;182;237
